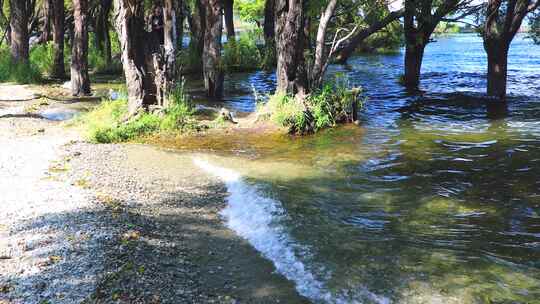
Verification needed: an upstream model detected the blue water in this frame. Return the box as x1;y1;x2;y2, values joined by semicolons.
189;34;540;303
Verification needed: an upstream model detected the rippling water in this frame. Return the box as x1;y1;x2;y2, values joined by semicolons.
179;34;540;303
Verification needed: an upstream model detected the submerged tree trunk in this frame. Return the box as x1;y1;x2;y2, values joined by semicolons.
71;0;91;96
403;40;426;88
51;0;65;78
481;0;538;100
114;0;156;115
95;0;112;64
485;41;509;99
202;0;224;98
9;0;30;63
275;0;307;95
336;9;403;64
223;0;235;41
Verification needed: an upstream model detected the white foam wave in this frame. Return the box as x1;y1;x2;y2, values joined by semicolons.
194;157;390;304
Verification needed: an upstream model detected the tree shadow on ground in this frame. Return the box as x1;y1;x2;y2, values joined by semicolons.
3;183;310;304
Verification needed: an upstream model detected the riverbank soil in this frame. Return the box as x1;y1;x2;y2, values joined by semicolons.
0;84;308;303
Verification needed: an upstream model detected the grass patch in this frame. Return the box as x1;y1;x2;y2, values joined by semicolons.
79;81;198;143
222;30;262;72
0;47;42;84
262;78;363;134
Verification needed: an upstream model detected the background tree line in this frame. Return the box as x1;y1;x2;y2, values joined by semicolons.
1;0;539;116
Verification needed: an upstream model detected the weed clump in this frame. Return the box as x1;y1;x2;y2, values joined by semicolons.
222;31;262;72
262;78;363;134
0;47;42;84
80;81;197;143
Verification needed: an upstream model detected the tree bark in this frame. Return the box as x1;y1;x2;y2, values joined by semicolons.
114;0;157;115
336;9;404;64
159;0;177;106
202;0;224;98
187;0;205;73
95;0;112;64
50;0;65;78
486;45;509;99
403;40;426;88
9;0;30;63
71;0;91;96
223;0;235;41
40;0;52;43
482;0;537;100
275;0;307;95
311;0;337;89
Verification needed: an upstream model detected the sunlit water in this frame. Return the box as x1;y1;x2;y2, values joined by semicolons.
182;34;540;303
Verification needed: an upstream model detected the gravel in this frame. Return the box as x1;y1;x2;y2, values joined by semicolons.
0;87;307;304
0;118;115;304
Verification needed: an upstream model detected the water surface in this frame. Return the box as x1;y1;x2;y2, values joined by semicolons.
183;34;540;303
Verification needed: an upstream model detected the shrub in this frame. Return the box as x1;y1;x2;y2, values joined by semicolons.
29;42;54;75
222;31;262;72
80;82;197;143
89;32;123;75
80;98;162;143
0;46;42;84
264;77;363;134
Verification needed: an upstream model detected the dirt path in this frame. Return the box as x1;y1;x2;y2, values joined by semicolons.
0;85;308;303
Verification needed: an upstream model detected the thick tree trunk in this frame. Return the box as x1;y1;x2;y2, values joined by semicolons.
262;0;275;69
40;0;52;43
95;0;112;64
275;0;307;95
202;0;224;98
9;0;30;63
223;0;235;41
114;0;157;115
51;0;65;78
187;0;205;73
336;9;404;64
485;41;509;99
403;40;426;88
71;0;91;96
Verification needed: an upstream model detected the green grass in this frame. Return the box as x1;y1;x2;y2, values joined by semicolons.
222;31;262;72
0;47;43;84
160;81;196;130
79;81;197;143
263;77;364;134
29;42;55;76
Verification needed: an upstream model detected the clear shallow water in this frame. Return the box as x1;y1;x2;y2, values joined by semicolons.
183;34;540;303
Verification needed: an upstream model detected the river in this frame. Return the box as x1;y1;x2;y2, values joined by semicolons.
179;34;540;303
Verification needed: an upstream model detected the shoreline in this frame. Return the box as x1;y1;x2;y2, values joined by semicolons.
0;90;309;303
